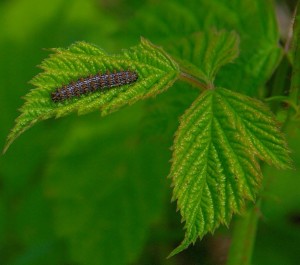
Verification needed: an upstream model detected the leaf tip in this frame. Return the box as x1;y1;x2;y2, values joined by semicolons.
167;238;190;258
2;136;14;155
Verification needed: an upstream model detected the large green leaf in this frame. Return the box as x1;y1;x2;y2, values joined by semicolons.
169;87;291;255
3;38;179;153
129;0;281;96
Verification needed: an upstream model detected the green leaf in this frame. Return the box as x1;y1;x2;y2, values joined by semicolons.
169;87;291;256
167;30;239;86
129;0;281;96
3;38;179;153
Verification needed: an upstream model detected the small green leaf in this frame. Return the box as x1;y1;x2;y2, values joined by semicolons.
3;38;179;153
169;87;291;256
167;30;240;86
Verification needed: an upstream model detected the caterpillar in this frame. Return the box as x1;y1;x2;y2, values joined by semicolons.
51;70;138;102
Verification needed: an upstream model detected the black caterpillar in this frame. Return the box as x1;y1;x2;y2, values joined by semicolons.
51;70;138;102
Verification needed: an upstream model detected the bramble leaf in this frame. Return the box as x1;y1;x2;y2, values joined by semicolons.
130;0;281;96
3;38;179;153
169;87;291;256
167;30;239;86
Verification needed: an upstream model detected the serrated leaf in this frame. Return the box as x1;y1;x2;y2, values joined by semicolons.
169;87;291;256
129;0;281;96
167;30;239;86
3;38;179;153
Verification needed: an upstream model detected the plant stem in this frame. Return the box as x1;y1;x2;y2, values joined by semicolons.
179;71;209;90
226;201;260;265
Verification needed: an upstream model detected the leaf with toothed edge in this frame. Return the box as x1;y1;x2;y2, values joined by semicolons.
3;38;179;153
167;30;240;86
169;87;291;256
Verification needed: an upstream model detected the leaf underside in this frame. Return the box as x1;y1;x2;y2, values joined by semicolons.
169;87;291;256
3;38;179;153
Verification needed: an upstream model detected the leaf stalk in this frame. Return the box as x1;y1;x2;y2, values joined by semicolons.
179;71;210;90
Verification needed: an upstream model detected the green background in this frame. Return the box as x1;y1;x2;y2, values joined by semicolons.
0;0;299;264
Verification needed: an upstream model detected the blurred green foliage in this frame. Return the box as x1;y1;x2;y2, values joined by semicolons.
0;0;299;264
